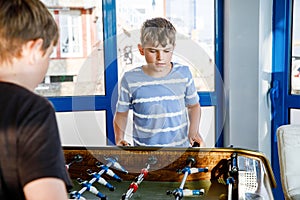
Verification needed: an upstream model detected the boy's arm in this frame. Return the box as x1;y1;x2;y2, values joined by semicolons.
113;111;130;146
187;103;205;147
24;177;68;200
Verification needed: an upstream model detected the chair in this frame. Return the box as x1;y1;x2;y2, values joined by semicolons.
277;124;300;200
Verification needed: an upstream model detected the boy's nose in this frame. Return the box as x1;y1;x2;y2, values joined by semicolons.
156;51;163;60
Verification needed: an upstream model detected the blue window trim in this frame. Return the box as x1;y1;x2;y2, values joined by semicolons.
215;0;224;147
49;0;224;147
102;0;118;145
271;0;292;198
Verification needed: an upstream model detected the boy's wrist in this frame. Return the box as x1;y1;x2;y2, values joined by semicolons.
116;139;130;146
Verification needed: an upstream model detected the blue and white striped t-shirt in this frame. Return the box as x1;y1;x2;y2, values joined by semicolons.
116;63;199;147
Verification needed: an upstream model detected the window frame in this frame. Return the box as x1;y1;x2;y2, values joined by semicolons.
271;0;300;198
48;0;224;147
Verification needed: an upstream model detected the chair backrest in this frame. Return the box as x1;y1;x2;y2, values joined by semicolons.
277;124;300;200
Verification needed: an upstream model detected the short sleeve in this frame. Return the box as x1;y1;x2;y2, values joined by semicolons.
18;99;72;190
184;67;199;106
116;75;132;112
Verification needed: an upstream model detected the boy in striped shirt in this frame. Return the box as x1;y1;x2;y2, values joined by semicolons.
114;17;204;147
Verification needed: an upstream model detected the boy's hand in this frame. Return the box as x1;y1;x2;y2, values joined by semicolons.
189;133;205;147
116;140;130;146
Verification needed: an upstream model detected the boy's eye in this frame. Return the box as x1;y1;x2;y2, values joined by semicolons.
147;49;172;53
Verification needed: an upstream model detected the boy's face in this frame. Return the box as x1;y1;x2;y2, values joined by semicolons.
39;45;54;77
30;43;54;90
138;43;174;73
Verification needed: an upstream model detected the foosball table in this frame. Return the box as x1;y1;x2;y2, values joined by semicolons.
64;146;276;200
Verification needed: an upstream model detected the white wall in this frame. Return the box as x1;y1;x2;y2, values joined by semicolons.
224;0;273;159
258;0;273;160
57;111;107;146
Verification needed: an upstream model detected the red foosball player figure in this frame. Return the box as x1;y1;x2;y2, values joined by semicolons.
122;156;157;200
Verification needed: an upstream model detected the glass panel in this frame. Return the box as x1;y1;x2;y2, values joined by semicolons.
36;0;105;96
56;111;106;146
290;108;300;124
116;0;215;92
291;0;300;94
238;155;274;200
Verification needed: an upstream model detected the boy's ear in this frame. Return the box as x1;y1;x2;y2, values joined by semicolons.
138;44;144;55
23;39;43;64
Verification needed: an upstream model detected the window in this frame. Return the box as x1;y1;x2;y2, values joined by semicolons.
35;2;105;97
116;0;215;92
38;0;223;147
59;10;83;58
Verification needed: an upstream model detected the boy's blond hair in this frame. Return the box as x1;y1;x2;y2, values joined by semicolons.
140;17;176;47
0;0;59;65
